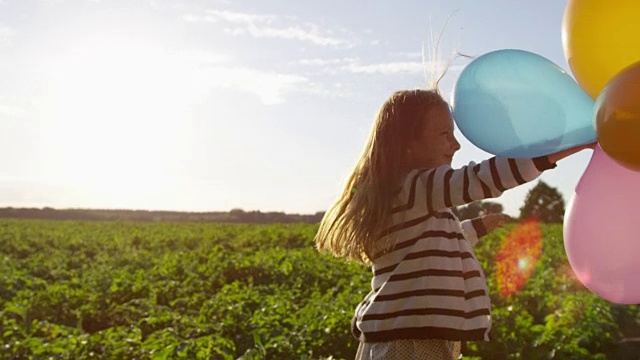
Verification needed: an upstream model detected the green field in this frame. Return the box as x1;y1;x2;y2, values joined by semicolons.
1;219;639;359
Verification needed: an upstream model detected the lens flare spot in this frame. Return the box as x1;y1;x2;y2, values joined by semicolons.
518;258;528;270
496;219;542;298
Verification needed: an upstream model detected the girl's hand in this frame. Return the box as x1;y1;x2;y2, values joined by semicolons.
547;141;597;164
481;213;512;233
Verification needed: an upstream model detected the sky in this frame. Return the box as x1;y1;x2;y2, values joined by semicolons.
0;0;596;217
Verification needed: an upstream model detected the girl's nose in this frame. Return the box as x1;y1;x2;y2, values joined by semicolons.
452;136;461;151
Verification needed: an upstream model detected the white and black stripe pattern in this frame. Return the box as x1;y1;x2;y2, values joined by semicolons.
352;156;555;343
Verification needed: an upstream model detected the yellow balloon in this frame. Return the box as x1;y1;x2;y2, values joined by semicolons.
562;0;640;99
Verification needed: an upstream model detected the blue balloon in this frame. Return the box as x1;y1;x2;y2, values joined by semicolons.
452;49;596;158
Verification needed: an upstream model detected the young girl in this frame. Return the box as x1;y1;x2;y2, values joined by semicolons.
315;88;593;359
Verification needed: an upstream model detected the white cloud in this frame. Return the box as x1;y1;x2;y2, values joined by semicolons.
181;14;200;23
174;48;232;65
173;48;309;104
207;9;279;24
39;36;301;106
297;58;352;66
294;57;463;76
203;66;308;105
344;61;425;75
184;9;355;48
171;52;312;105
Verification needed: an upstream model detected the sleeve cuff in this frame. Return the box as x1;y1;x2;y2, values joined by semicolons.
533;156;557;171
471;217;488;238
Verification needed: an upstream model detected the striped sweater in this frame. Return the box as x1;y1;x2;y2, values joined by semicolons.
351;156;556;343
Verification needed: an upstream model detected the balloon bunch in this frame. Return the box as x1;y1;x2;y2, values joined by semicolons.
452;0;640;304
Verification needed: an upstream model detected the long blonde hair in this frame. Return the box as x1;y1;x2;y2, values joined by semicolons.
315;89;449;264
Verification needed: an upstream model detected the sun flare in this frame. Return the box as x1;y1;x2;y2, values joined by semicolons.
37;32;200;201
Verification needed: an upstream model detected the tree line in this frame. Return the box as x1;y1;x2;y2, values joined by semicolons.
0;180;565;224
454;180;565;223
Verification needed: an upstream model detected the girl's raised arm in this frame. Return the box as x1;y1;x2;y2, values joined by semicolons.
394;143;594;215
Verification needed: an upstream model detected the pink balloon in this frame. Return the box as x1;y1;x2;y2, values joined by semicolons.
564;145;640;304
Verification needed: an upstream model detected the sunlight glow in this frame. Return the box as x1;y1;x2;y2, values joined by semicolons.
27;17;310;209
36;33;202;200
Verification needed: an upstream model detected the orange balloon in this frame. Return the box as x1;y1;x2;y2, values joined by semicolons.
563;0;640;99
595;61;640;170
